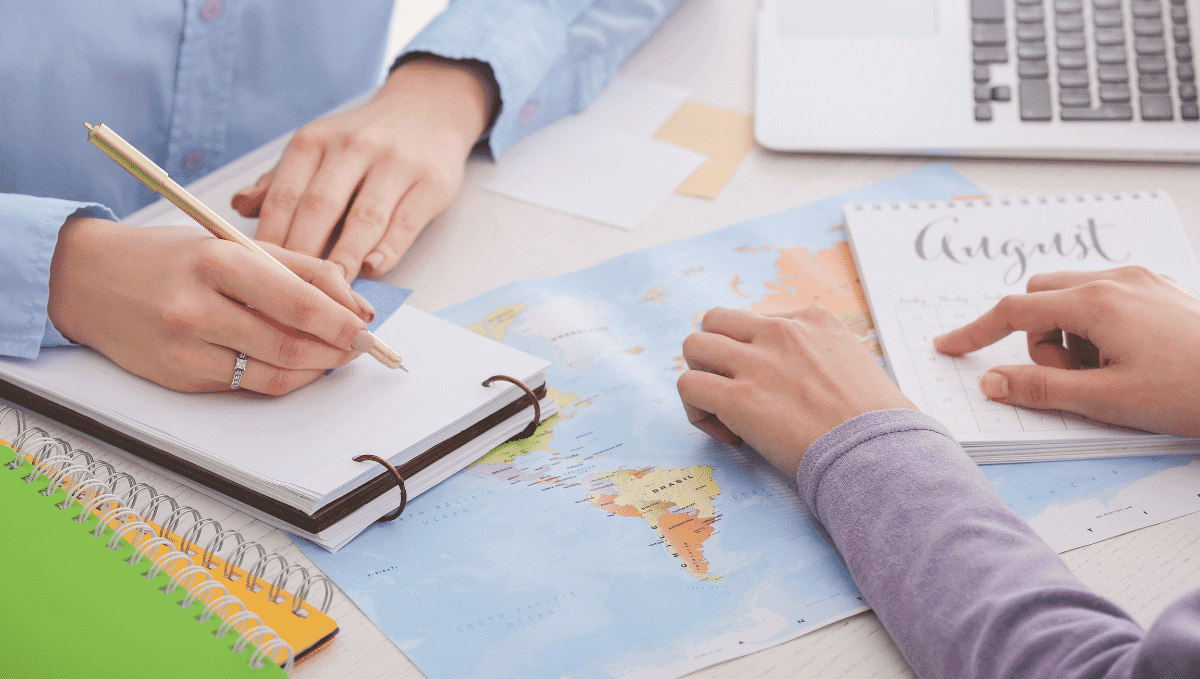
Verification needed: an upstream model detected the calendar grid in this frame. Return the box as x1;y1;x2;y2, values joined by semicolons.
896;303;1104;435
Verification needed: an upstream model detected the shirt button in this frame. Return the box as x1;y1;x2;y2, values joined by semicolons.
184;149;206;172
200;0;223;21
519;101;538;125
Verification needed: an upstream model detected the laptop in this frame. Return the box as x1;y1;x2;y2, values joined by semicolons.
755;0;1200;160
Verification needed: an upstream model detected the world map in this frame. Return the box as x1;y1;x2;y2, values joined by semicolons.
296;165;1200;679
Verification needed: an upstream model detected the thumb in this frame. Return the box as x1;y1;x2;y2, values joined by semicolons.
978;365;1114;420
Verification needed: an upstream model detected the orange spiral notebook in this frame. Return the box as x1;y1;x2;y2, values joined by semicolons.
0;405;339;666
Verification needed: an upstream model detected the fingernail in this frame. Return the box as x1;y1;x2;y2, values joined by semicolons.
352;329;375;352
980;372;1009;399
353;291;376;322
364;252;385;272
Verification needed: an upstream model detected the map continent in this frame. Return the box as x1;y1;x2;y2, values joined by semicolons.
586;466;721;581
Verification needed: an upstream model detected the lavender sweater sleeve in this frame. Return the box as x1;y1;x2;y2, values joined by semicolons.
797;409;1200;679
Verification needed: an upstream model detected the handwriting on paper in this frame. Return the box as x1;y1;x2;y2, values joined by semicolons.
914;216;1130;285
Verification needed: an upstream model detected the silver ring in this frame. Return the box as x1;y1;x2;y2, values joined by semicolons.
231;352;248;390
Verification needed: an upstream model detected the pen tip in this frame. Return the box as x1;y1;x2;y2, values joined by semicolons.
83;122;94;130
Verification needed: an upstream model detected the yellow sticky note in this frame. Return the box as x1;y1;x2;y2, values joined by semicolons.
654;102;754;200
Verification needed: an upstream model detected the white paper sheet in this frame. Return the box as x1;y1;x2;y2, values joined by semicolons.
485;77;707;230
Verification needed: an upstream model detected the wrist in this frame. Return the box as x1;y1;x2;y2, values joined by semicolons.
47;217;118;345
379;54;499;150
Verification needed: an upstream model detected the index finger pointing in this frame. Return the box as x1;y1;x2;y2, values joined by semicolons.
934;289;1093;357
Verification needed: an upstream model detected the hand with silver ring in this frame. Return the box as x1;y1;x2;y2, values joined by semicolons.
47;220;378;396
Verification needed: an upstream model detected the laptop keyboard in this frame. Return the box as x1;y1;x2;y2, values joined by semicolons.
971;0;1199;122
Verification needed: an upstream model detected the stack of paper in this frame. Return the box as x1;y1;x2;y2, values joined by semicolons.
0;306;554;551
844;190;1200;462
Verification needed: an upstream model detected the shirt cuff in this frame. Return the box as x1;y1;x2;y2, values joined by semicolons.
398;0;570;158
0;195;115;359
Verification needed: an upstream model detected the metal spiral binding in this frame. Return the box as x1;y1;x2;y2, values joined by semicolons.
847;190;1158;213
0;405;339;668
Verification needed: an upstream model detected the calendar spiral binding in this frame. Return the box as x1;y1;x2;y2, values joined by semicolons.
0;404;350;672
847;189;1163;213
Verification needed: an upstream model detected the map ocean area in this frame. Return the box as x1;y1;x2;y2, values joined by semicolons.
296;166;1200;679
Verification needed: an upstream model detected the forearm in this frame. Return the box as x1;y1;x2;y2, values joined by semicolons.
0;194;115;358
799;409;1148;679
399;0;682;156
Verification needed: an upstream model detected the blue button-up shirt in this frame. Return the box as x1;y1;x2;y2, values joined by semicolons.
0;0;678;359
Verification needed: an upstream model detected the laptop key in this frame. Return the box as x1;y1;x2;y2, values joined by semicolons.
1058;50;1088;68
1016;6;1046;22
975;85;993;102
1092;0;1121;8
1093;10;1124;27
1172;6;1189;22
1017;24;1048;40
1056;14;1085;31
1020;79;1054;120
992;85;1013;101
1019;59;1050;77
1019;42;1050;58
975;103;994;121
1180;82;1198;100
1139;73;1170;92
1060;88;1092;107
1137;55;1169;73
1134;19;1164;36
1057;32;1086;50
1136;37;1167;55
1060;103;1134;119
973;24;1007;45
1094;27;1126;45
1099;83;1133;102
975;46;1010;64
1141;93;1174;119
1098;64;1130;82
972;0;1005;22
1175;25;1191;41
1183;102;1200;119
1098;46;1128;63
1054;0;1083;10
1177;44;1193;60
974;65;991;83
1132;1;1162;18
1059;69;1090;87
1180;62;1196;81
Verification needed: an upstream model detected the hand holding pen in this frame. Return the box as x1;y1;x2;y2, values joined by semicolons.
40;123;406;396
48;219;381;394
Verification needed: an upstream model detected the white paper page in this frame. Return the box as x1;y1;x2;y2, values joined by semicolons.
844;191;1200;445
0;306;549;498
485;77;706;230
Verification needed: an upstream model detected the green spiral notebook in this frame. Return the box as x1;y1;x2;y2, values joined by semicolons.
0;445;289;678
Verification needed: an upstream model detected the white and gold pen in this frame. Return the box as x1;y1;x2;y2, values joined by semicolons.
84;122;405;371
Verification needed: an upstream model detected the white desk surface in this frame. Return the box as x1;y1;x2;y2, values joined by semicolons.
28;0;1200;677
